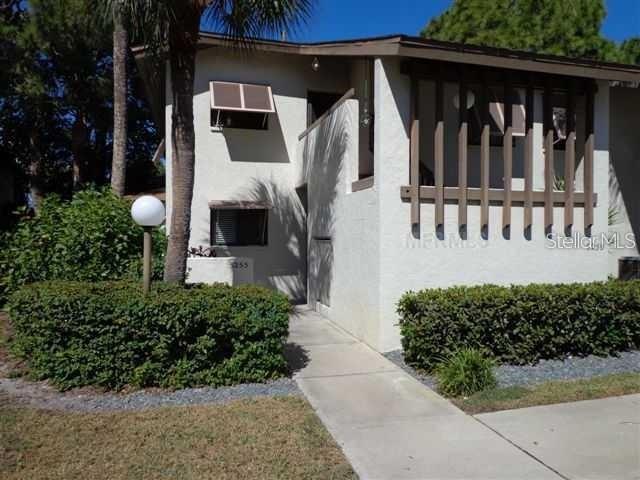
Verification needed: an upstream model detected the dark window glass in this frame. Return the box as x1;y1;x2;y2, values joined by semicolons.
210;209;268;246
211;110;269;130
307;91;343;126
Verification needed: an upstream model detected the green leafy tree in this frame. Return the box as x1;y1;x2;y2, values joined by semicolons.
0;0;160;221
0;188;166;304
619;37;640;65
102;0;314;283
422;0;621;61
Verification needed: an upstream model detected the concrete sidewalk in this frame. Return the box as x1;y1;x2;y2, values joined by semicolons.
477;394;640;480
288;308;561;480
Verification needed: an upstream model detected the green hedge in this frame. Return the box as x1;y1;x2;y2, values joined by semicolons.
7;281;291;390
0;189;166;306
398;281;640;371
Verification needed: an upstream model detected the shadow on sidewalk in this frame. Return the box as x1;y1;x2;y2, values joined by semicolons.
284;342;309;376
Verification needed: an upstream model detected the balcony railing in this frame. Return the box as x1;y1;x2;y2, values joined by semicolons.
402;60;597;237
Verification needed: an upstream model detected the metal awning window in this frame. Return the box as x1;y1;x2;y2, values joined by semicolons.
209;201;270;246
210;81;275;113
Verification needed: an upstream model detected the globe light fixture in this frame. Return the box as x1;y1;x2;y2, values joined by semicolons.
453;90;475;110
131;195;165;294
311;57;320;71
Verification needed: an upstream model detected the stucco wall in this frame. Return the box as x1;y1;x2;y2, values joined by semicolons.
608;86;640;274
302;99;381;347
375;58;610;352
165;48;350;301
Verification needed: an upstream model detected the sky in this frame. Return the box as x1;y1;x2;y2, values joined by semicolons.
290;0;639;43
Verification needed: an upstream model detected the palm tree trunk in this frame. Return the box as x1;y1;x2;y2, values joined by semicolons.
111;4;127;196
28;130;44;214
71;114;88;189
163;11;200;283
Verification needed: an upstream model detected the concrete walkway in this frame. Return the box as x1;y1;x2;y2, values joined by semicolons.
288;308;561;480
477;394;640;480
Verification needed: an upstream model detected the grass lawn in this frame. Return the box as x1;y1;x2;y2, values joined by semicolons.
0;394;355;480
454;372;640;415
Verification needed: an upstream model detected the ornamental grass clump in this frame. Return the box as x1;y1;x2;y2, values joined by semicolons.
435;348;497;397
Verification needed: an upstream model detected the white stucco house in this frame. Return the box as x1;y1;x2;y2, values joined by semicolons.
136;33;640;352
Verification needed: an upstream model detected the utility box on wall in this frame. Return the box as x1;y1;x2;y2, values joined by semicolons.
186;257;254;285
619;256;640;280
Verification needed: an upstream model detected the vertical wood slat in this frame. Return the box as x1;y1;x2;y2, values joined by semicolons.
410;76;420;225
584;81;595;232
435;70;444;228
480;78;490;231
564;81;576;234
524;80;534;230
502;74;513;230
543;80;554;231
458;79;468;229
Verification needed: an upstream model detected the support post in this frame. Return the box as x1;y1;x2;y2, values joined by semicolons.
543;79;554;232
410;76;420;226
503;73;513;232
480;77;490;233
524;79;534;233
584;80;595;234
458;78;468;233
435;69;444;229
564;80;576;235
143;226;152;294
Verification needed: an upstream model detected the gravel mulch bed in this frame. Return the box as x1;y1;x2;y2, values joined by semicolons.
0;376;301;412
384;349;640;390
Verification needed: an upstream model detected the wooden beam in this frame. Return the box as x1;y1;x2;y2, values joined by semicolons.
543;79;554;231
410;76;420;225
400;185;597;206
458;78;468;229
480;77;490;231
584;80;595;232
503;74;513;231
351;176;374;192
435;69;445;228
524;80;534;230
564;81;576;234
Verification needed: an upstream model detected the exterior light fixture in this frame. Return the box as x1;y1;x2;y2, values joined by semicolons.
453;90;475;110
311;57;320;71
131;195;166;294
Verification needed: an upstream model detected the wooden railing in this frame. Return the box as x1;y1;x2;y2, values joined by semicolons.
402;60;597;237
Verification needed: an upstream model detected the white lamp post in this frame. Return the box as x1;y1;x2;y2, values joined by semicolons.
131;195;165;294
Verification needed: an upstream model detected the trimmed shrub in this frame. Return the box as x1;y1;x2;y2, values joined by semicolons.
0;189;166;306
398;281;640;371
7;281;291;390
435;348;497;397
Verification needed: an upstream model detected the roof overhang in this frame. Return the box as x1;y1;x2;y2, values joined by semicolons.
133;32;640;131
174;32;640;83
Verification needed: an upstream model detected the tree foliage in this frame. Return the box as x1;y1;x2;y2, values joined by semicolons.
422;0;637;64
0;0;160;224
0;188;166;304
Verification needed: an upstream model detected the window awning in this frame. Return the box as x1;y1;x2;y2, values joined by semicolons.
209;81;275;113
208;200;272;210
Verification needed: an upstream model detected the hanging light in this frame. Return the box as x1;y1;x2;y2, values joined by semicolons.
311;57;320;71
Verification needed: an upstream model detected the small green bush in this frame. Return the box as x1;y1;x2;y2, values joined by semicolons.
398;281;640;371
7;281;291;390
435;348;497;397
0;189;166;306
